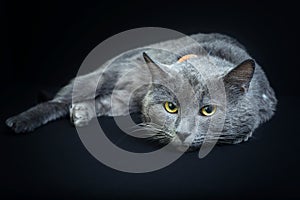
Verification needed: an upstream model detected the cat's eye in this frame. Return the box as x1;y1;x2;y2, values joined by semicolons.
164;102;178;113
200;105;217;116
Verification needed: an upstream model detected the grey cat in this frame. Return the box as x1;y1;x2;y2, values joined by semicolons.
5;33;277;150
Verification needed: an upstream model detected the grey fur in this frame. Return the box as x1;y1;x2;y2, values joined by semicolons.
6;33;276;150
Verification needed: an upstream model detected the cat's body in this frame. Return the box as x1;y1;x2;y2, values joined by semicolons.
6;33;277;149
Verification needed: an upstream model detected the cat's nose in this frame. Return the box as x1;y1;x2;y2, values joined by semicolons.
177;132;190;142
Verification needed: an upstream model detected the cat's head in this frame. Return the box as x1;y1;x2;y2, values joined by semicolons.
141;52;255;150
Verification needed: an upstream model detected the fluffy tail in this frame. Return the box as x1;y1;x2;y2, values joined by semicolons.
5;101;69;133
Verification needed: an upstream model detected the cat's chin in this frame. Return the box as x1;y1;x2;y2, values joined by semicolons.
172;145;200;152
170;139;200;152
174;145;189;152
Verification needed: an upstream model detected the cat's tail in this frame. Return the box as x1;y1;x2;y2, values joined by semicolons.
5;101;70;133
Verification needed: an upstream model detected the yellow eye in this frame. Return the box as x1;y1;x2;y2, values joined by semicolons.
164;102;178;113
200;105;217;116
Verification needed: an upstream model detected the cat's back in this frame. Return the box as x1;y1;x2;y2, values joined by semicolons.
102;32;249;70
96;33;255;93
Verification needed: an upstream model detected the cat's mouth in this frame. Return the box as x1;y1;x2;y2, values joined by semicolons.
138;123;203;151
149;132;202;152
171;135;202;151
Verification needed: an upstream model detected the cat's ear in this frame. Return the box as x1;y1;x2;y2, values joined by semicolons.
143;52;170;82
223;59;255;94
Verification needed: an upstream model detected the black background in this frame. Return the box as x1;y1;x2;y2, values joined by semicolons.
1;1;299;199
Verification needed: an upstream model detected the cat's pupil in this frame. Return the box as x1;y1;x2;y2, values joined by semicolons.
205;105;213;113
168;103;176;110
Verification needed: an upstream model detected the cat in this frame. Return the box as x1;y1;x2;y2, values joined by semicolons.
5;33;277;150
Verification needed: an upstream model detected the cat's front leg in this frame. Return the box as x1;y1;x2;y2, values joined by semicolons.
70;93;132;127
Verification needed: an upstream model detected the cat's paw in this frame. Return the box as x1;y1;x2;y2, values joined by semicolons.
231;132;253;144
5;115;35;133
70;103;92;127
242;132;253;142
